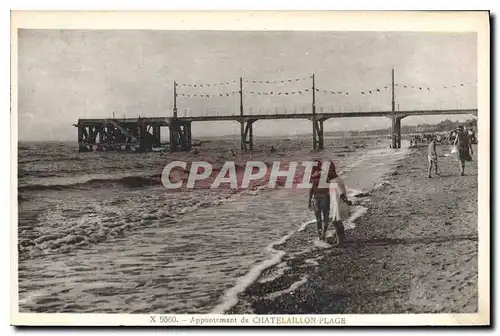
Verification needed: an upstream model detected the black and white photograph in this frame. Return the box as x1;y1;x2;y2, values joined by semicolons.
10;11;490;326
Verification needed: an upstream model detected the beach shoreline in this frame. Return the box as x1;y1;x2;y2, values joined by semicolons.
229;144;478;314
19;137;394;314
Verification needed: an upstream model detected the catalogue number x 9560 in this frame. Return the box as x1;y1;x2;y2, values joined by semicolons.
149;315;178;324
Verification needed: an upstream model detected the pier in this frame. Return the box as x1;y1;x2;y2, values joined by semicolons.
74;70;478;152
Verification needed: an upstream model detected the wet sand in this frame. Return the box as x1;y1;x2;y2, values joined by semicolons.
230;145;478;314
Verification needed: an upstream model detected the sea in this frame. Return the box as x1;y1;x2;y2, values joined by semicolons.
17;135;410;313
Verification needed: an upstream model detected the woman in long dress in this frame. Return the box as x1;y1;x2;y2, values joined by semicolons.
453;125;474;176
328;164;352;246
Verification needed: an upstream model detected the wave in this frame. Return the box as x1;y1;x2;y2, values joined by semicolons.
18;175;162;192
18;160;329;194
210;226;300;314
18;171;59;178
258;262;290;284
264;275;309;301
18;188;243;262
304;256;324;267
18;155;361;194
18;155;85;164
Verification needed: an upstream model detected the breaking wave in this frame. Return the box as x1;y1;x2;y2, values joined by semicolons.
18;175;163;192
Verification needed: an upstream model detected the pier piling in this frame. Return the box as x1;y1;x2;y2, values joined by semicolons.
241;120;255;151
391;117;402;149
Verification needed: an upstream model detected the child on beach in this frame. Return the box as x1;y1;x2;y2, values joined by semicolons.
328;164;352;247
428;136;439;178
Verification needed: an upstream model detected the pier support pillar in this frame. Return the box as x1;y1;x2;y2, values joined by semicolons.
106;126;112;148
77;125;95;152
169;121;179;152
177;121;191;151
169;120;191;152
312;119;317;150
241;119;255;151
391;118;396;148
169;124;175;152
391;117;402;149
77;126;87;152
312;119;324;150
396;118;402;148
138;121;149;152
152;125;161;146
186;122;192;149
318;120;324;150
240;121;245;151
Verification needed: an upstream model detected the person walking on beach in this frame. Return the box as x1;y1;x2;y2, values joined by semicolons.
453;125;474;176
428;136;439;178
328;163;352;247
308;160;351;245
308;160;331;241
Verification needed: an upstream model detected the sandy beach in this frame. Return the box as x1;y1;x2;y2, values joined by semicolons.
230;144;478;314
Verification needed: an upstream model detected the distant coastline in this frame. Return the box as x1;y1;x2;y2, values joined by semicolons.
198;117;477;140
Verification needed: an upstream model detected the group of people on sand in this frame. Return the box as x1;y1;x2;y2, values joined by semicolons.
410;126;476;149
308;160;352;246
427;125;474;178
410;133;442;147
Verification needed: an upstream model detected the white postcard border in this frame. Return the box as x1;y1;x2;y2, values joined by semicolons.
10;10;490;327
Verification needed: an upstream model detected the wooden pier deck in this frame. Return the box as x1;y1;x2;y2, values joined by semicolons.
74;70;479;152
74;108;477;153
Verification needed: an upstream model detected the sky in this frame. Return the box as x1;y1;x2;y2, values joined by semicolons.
17;30;477;141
